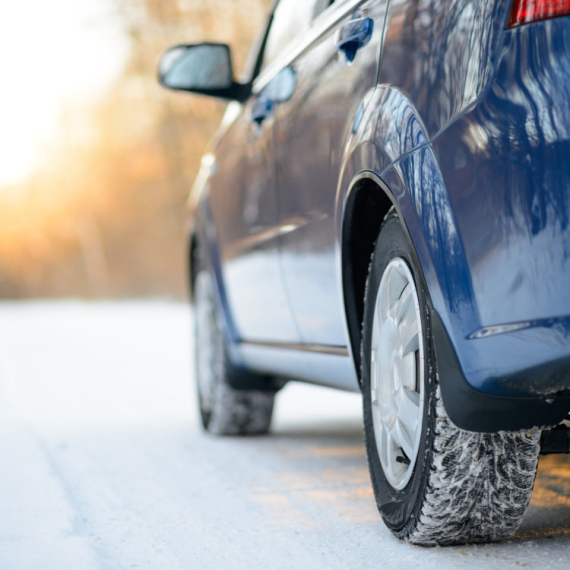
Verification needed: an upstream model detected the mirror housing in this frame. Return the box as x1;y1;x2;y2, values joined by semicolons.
158;43;250;102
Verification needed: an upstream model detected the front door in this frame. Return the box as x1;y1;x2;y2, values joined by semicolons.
216;0;335;344
208;7;302;344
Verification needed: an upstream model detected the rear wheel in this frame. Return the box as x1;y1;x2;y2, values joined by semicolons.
361;210;540;545
193;264;275;436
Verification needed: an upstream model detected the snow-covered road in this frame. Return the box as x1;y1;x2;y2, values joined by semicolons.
0;302;569;570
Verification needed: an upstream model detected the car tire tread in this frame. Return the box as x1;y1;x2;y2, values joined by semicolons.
403;387;540;545
205;313;274;436
193;244;275;436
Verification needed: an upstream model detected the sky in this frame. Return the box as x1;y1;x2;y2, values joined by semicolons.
0;0;128;186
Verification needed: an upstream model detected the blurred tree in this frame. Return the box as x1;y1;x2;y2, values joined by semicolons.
0;0;270;299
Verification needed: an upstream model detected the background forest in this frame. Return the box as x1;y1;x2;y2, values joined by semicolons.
0;0;270;299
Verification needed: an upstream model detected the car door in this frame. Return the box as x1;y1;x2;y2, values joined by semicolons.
271;0;388;346
207;9;301;344
212;0;332;345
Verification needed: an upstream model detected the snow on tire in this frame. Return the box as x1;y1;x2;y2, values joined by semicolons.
403;388;540;545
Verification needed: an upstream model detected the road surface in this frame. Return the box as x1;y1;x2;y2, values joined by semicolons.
0;302;569;569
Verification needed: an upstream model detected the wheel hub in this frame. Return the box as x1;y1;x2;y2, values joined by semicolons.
370;257;425;490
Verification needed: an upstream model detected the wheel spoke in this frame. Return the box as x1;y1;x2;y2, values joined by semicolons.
386;430;399;481
371;388;378;406
386;266;407;321
398;312;419;356
380;423;389;465
397;386;420;436
394;283;413;324
371;348;378;389
399;352;417;391
393;419;414;460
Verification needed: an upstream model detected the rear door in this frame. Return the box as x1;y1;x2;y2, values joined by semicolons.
270;0;388;346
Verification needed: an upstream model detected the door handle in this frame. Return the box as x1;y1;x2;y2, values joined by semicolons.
335;17;374;63
250;97;274;126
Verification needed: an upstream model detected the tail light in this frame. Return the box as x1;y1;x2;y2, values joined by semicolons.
507;0;570;28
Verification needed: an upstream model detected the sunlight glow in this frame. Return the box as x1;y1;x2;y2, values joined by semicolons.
0;0;128;186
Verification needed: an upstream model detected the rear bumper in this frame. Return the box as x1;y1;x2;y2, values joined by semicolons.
434;310;570;432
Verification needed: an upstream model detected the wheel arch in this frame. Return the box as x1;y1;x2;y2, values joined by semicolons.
340;172;398;377
187;201;242;353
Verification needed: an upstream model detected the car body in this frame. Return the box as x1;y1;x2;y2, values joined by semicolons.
159;0;570;545
168;0;570;432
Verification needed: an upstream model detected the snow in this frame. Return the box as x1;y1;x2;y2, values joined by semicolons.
0;301;569;569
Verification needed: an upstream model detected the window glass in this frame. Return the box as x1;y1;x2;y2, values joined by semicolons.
313;0;337;19
261;0;319;70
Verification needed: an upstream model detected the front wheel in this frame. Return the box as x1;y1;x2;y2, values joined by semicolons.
361;210;540;545
193;267;275;436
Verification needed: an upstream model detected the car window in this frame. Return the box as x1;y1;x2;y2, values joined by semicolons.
261;0;322;71
314;0;337;18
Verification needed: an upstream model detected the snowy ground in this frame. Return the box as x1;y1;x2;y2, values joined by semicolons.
0;302;569;570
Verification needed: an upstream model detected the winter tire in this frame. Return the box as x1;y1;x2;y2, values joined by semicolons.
361;210;540;546
193;254;275;436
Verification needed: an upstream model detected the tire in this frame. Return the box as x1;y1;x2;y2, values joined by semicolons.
361;209;540;546
192;256;275;436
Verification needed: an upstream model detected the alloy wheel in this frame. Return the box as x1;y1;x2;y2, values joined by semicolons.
370;257;425;490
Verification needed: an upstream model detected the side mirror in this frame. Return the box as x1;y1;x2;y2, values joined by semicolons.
158;43;249;101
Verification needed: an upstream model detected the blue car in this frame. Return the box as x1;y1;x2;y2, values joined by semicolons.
158;0;570;546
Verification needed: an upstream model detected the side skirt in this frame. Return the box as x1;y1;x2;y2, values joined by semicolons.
239;341;361;393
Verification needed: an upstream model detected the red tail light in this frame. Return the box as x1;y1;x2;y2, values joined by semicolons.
507;0;570;28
